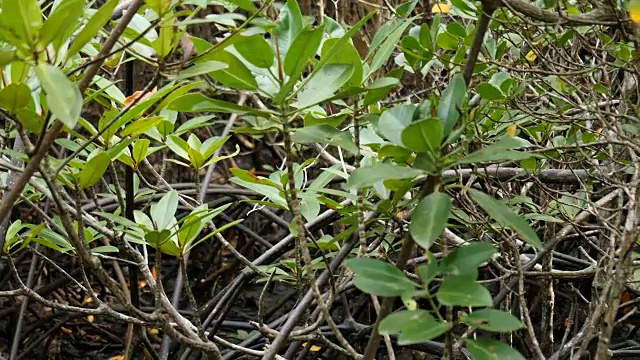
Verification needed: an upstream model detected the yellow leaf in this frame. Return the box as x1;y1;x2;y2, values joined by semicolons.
432;3;451;13
148;328;159;336
507;124;517;137
525;50;537;63
87;315;94;323
310;345;322;352
109;356;125;360
631;0;640;23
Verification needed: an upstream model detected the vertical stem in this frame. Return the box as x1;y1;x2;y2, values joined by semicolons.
363;176;441;359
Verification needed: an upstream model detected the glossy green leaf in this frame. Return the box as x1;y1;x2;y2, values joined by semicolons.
297;64;354;108
347;163;423;189
468;189;543;249
367;18;413;77
477;82;504;100
291;125;358;154
78;152;111;189
166;135;190;160
132;139;150;165
410;192;452;250
436;31;459;50
320;38;363;88
417;260;440;286
437;74;466;136
441;242;498;275
455;137;535;165
363;77;400;105
0;49;15;66
67;0;119;59
36;63;83;129
168;93;271;116
0;83;32;114
273;25;324;103
39;0;84;49
176;61;228;79
379;310;451;345
461;309;524;332
465;339;526;360
1;0;42;44
120;116;164;137
234;35;274;68
207;50;258;90
345;258;417;297
437;275;493;307
228;0;258;11
150;190;179;230
377;104;416;146
401;118;443;153
275;0;304;59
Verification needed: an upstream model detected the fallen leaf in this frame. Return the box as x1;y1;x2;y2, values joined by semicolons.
123;86;158;107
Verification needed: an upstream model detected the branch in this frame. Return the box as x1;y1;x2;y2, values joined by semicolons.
502;0;620;25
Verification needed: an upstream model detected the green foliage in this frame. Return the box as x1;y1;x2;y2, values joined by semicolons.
1;0;628;357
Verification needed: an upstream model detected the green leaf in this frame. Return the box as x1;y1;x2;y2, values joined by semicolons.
67;0;119;59
207;50;258;90
377;104;416;146
468;189;543;249
291;125;359;154
297;64;354;108
364;77;400;106
227;0;258;11
417;260;440;286
132;139;150;165
92;245;119;254
230;177;288;209
0;0;42;45
461;309;523;332
150;190;179;230
176;61;228;80
120;116;164;137
39;0;84;50
437;276;493;307
401;118;443;153
347;163;423;189
455;137;535;165
320;38;363;88
437;74;466;136
465;339;526;360
379;310;451;345
345;258;417;297
0;49;15;66
409;192;452;250
293;12;375;102
78;152;111;189
0;83;32;114
367;18;413;77
436;32;459;50
477;82;504;100
274;25;324;103
168;93;271;116
234;35;274;68
36;63;83;129
275;0;304;59
166;135;190;160
441;242;498;275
